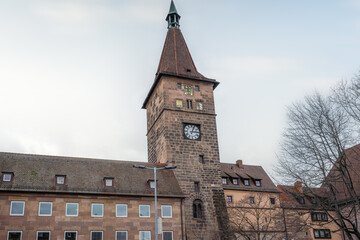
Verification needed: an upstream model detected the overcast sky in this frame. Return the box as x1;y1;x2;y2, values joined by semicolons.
0;0;360;177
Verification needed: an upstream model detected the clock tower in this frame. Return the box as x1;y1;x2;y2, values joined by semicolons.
143;1;231;239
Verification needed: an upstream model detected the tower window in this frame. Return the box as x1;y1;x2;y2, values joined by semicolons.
196;102;203;110
186;100;193;109
194;182;200;192
176;100;183;108
193;199;203;219
195;85;200;91
199;155;204;164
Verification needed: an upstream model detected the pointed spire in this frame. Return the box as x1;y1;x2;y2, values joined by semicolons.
166;0;181;29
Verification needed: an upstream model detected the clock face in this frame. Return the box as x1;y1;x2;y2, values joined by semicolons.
184;124;201;140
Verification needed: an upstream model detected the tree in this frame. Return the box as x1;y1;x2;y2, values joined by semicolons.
275;72;360;239
227;193;285;240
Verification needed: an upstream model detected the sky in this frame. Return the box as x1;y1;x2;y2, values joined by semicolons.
0;0;360;178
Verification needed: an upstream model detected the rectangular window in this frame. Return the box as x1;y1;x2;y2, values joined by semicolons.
10;201;25;216
195;85;200;92
91;203;104;217
199;155;204;164
270;198;275;205
176;100;183;108
255;180;261;187
56;175;66;185
311;212;328;221
104;178;113;187
232;178;238;185
39;202;52;216
116;231;128;240
139;231;151;240
222;178;227;185
91;231;103;240
177;83;182;89
163;231;173;240
64;231;77;240
2;172;13;182
186;100;193;109
194;182;200;192
139;205;150;217
313;229;331;239
249;197;255;204
7;231;22;240
116;204;127;217
244;179;250;186
37;231;50;240
226;196;232;203
66;203;78;216
161;205;172;218
298;197;305;204
149;180;155;189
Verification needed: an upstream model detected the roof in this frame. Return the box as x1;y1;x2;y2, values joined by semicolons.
277;184;327;209
142;27;219;109
0;152;184;198
220;163;279;193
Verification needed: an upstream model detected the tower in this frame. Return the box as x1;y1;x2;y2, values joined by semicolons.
143;1;230;239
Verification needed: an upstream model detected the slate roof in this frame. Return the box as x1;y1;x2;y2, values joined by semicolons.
142;27;219;109
0;152;184;198
220;162;279;193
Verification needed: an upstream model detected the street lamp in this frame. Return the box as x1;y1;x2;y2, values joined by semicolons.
133;164;177;240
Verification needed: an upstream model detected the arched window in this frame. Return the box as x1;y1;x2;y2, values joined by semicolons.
193;199;203;219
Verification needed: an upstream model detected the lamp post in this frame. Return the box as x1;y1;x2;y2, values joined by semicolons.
133;164;177;240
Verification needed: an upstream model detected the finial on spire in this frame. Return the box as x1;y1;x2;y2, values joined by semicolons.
166;0;181;29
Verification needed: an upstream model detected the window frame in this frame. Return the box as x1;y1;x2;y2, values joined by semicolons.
90;231;103;240
161;205;172;218
232;178;239;185
255;180;261;187
7;231;22;240
270;197;276;205
199;155;204;164
104;178;113;187
91;203;104;217
65;203;79;217
162;231;173;240
243;179;250;186
311;212;328;222
194;181;200;192
56;175;66;185
175;100;183;108
222;178;228;185
38;202;53;216
313;229;331;239
115;231;128;240
2;172;13;182
116;204;128;217
64;231;77;240
139;231;151;240
148;180;155;189
139;205;151;218
10;201;25;216
226;195;233;203
249;197;255;204
36;231;51;240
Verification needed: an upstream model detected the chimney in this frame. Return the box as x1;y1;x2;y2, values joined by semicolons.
294;181;303;193
236;160;243;168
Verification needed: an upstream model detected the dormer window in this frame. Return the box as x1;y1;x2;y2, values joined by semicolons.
244;179;250;186
232;178;238;185
222;178;228;185
255;180;261;187
148;180;156;189
56;175;66;185
2;172;13;182
104;178;113;187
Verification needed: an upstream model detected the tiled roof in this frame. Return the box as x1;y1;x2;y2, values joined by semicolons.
220;163;279;193
142;28;219;109
277;184;327;209
0;152;184;198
